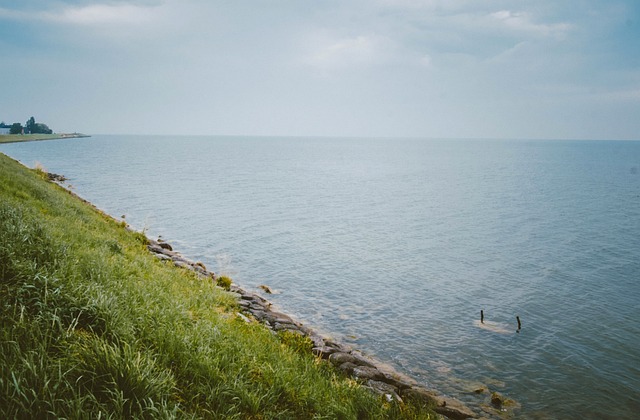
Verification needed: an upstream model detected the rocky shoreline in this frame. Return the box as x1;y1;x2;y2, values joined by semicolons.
34;164;514;420
145;237;477;420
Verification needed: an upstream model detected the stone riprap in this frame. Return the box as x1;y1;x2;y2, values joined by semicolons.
41;167;504;419
146;238;477;420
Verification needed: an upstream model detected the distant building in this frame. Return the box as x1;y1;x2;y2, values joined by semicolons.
0;127;10;135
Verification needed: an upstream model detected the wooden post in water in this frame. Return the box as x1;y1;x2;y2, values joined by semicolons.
516;316;522;332
480;310;484;324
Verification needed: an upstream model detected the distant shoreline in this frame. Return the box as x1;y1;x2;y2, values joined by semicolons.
0;133;90;144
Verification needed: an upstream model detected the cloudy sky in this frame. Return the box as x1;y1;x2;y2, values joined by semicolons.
1;0;639;139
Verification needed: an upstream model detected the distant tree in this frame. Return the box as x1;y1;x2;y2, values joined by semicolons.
34;123;53;134
9;123;23;134
26;116;36;133
23;117;53;134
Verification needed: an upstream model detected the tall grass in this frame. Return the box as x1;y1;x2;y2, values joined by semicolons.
0;153;434;419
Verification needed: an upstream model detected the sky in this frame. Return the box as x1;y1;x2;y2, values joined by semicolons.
1;0;639;139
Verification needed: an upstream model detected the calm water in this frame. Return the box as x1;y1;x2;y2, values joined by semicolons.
2;136;639;418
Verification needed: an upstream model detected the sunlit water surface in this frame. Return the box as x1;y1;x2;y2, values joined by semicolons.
3;136;639;418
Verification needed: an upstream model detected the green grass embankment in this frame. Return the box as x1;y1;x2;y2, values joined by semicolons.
0;153;434;419
0;134;88;144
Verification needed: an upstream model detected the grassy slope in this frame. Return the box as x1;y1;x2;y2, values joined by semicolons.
0;134;62;143
0;153;433;419
0;134;88;144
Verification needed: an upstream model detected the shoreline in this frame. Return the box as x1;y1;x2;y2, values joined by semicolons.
143;236;478;420
43;173;497;420
4;151;428;418
0;133;90;144
51;175;478;419
1;144;516;419
20;157;477;419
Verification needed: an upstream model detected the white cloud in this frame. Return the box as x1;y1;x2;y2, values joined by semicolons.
52;4;157;26
305;34;393;72
599;87;640;102
490;10;572;38
375;0;475;13
0;2;164;26
0;7;24;20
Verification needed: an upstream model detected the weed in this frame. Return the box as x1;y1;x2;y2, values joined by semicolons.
216;275;232;291
278;330;314;355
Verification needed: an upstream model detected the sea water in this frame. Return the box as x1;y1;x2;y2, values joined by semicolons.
2;136;639;418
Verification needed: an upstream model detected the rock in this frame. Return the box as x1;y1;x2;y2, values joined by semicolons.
401;388;476;420
174;261;194;271
352;366;385;381
147;244;163;253
328;352;374;368
406;387;436;401
379;374;413;391
240;292;270;306
366;379;397;395
308;333;326;348
153;254;172;261
328;352;358;366
258;284;273;294
47;172;67;182
273;322;293;331
312;346;339;358
336;362;358;375
265;311;293;323
147;243;176;257
348;351;377;368
229;285;244;294
491;392;504;408
324;340;350;353
249;302;268;312
193;265;207;275
158;242;173;251
194;271;210;280
171;256;191;265
366;380;402;402
295;324;313;336
250;310;269;322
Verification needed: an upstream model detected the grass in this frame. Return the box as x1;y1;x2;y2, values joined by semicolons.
0;152;435;419
0;134;87;144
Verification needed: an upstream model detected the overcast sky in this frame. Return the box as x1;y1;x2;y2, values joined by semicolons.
1;0;639;139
